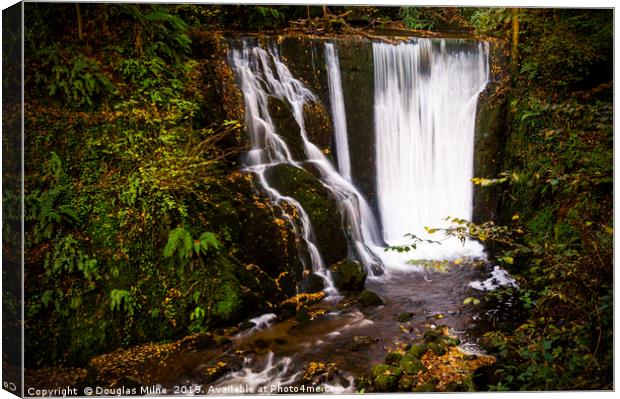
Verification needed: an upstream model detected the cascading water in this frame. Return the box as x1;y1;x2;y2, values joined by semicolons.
373;39;490;260
324;43;351;182
230;41;385;279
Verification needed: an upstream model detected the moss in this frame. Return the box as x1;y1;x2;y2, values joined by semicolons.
385;352;403;366
359;289;384;306
409;343;428;359
329;259;366;292
398;312;414;323
400;354;427;375
371;364;402;392
264;164;348;265
428;342;447;356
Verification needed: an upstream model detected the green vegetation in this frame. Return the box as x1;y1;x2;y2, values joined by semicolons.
404;8;612;390
23;3;277;367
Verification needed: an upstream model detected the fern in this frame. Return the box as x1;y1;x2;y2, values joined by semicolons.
164;227;220;259
163;226;193;259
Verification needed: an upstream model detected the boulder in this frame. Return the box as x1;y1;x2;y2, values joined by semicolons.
329;260;366;292
371;364;402;392
264;164;349;265
359;290;384;307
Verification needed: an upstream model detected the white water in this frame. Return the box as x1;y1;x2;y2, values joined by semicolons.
230;42;385;279
373;39;490;260
324;43;351;182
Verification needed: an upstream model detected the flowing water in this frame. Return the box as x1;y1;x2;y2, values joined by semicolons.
374;39;489;260
185;37;506;393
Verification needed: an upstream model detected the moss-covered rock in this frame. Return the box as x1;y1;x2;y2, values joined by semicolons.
371;364;403;392
302;272;325;293
359;289;384;306
423;330;442;342
398;374;418;391
409;343;429;359
268;97;307;161
398;312;414;323
400;354;427;375
229;172;305;283
428;342;447;356
329;260;366;292
385;352;403;366
264;163;348;265
472;78;510;225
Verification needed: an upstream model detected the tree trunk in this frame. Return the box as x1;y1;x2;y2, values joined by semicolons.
76;4;83;41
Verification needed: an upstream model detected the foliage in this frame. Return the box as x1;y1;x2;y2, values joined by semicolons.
471;9;612;390
23;3;249;367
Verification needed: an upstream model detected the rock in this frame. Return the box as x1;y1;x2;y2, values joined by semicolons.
303;102;333;149
215;336;232;348
302;273;325;293
296;306;311;322
398;312;414;323
350;335;378;350
408;343;428;359
359;290;384;306
428;342;447;356
230;172;304;284
398;374;419;391
264;164;349;265
302;361;339;385
463;354;478;361
423;330;442;342
195;355;243;384
371;364;402;392
329;260;366;292
399;354;427;375
384;352;403;366
414;382;436;392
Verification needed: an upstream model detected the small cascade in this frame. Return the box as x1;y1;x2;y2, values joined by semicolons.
230;41;385;279
324;42;351;182
230;44;338;297
373;39;490;260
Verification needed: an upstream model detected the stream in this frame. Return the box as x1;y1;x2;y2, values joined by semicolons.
170;259;516;394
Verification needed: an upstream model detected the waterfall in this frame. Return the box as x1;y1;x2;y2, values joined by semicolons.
230;40;386;298
373;39;489;260
324;43;351;182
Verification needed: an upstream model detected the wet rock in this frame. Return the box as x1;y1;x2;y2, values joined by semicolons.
384;352;403;366
296;305;311;322
428;342;447;356
230;172;304;284
423;330;442;342
302;273;325;293
302;361;339;385
463;354;478;361
359;290;384;306
398;312;414;323
371;364;402;392
215;336;232;348
329;260;366;292
408;343;429;359
400;354;427;375
264;164;349;265
303;102;333;150
350;335;378;350
195;355;243;384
